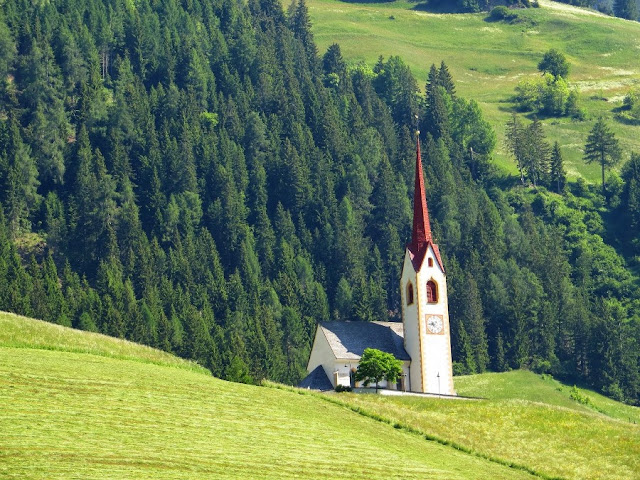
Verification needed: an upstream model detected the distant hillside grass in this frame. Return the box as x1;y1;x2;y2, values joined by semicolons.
0;313;537;480
304;0;640;181
333;370;640;480
0;312;206;373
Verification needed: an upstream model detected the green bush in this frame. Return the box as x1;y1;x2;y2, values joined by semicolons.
531;358;552;374
569;385;593;406
489;5;518;21
604;382;625;402
622;87;640;122
565;90;585;119
513;74;582;118
452;361;467;376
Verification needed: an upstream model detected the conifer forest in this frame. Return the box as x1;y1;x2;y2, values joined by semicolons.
0;0;638;403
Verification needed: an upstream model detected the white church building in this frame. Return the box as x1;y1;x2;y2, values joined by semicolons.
300;136;456;395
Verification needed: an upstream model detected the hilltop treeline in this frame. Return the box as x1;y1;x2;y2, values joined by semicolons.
0;0;638;402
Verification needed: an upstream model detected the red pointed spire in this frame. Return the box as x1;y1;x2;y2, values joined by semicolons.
408;134;444;272
410;136;431;252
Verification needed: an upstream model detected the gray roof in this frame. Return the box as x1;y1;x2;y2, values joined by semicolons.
320;321;410;361
298;365;333;391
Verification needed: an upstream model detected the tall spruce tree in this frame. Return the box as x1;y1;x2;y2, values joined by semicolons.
614;0;638;20
549;142;567;194
506;114;526;185
437;61;456;98
525;117;551;188
584;118;622;196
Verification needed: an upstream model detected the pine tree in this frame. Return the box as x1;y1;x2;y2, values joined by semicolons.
289;0;317;69
42;252;68;326
525;118;551;188
334;276;353;321
425;63;439;101
322;43;346;82
0;13;16;91
506;114;526;186
621;153;640;251
437;61;456;97
425;87;451;142
584;118;622;196
71;129;118;274
22;38;69;188
4;117;40;235
549;141;567;194
614;0;638;20
461;272;489;372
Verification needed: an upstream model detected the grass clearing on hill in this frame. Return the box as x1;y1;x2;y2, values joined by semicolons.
328;370;640;480
0;314;539;480
0;312;207;373
303;0;640;181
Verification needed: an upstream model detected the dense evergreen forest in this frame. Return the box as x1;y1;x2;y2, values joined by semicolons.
0;0;638;403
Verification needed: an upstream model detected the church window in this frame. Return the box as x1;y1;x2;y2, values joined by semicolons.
426;280;438;303
428;258;434;267
406;282;414;305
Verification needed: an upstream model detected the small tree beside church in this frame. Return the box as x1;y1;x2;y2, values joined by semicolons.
355;348;403;392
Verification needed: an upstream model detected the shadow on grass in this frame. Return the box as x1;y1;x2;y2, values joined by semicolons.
490;173;521;191
497;103;520;114
339;0;395;3
614;113;640;126
411;1;463;13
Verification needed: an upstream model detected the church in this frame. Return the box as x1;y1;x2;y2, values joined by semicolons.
300;135;456;395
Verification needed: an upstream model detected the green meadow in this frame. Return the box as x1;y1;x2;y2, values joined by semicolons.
0;312;536;480
304;0;640;181
335;370;640;480
2;312;639;479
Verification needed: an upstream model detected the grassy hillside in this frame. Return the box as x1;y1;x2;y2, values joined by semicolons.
334;370;640;480
0;312;207;373
2;313;639;478
0;313;537;480
304;0;640;180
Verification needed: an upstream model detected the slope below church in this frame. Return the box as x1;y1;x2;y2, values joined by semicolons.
301;137;455;395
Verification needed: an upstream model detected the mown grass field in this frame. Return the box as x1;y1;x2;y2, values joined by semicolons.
0;312;539;479
304;0;640;181
0;311;206;373
335;370;640;480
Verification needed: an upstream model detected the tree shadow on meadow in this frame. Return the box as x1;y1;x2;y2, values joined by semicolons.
410;1;463;13
338;0;396;3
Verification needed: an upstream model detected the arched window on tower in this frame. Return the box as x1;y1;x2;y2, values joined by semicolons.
426;280;438;303
406;282;414;305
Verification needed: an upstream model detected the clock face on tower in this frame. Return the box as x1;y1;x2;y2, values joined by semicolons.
426;315;444;334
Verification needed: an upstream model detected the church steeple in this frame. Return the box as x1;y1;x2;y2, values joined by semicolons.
399;132;454;396
410;135;431;253
407;134;444;272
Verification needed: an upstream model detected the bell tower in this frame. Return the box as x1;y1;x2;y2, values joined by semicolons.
400;134;455;395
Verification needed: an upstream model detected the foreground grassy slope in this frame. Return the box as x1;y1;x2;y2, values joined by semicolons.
0;314;536;480
336;370;640;480
305;0;640;180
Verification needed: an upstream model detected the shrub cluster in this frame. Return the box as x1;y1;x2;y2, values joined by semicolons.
489;5;520;21
513;74;584;118
620;87;640;123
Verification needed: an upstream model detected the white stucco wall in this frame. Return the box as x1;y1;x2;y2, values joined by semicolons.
306;327;335;387
401;250;423;392
401;245;456;395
